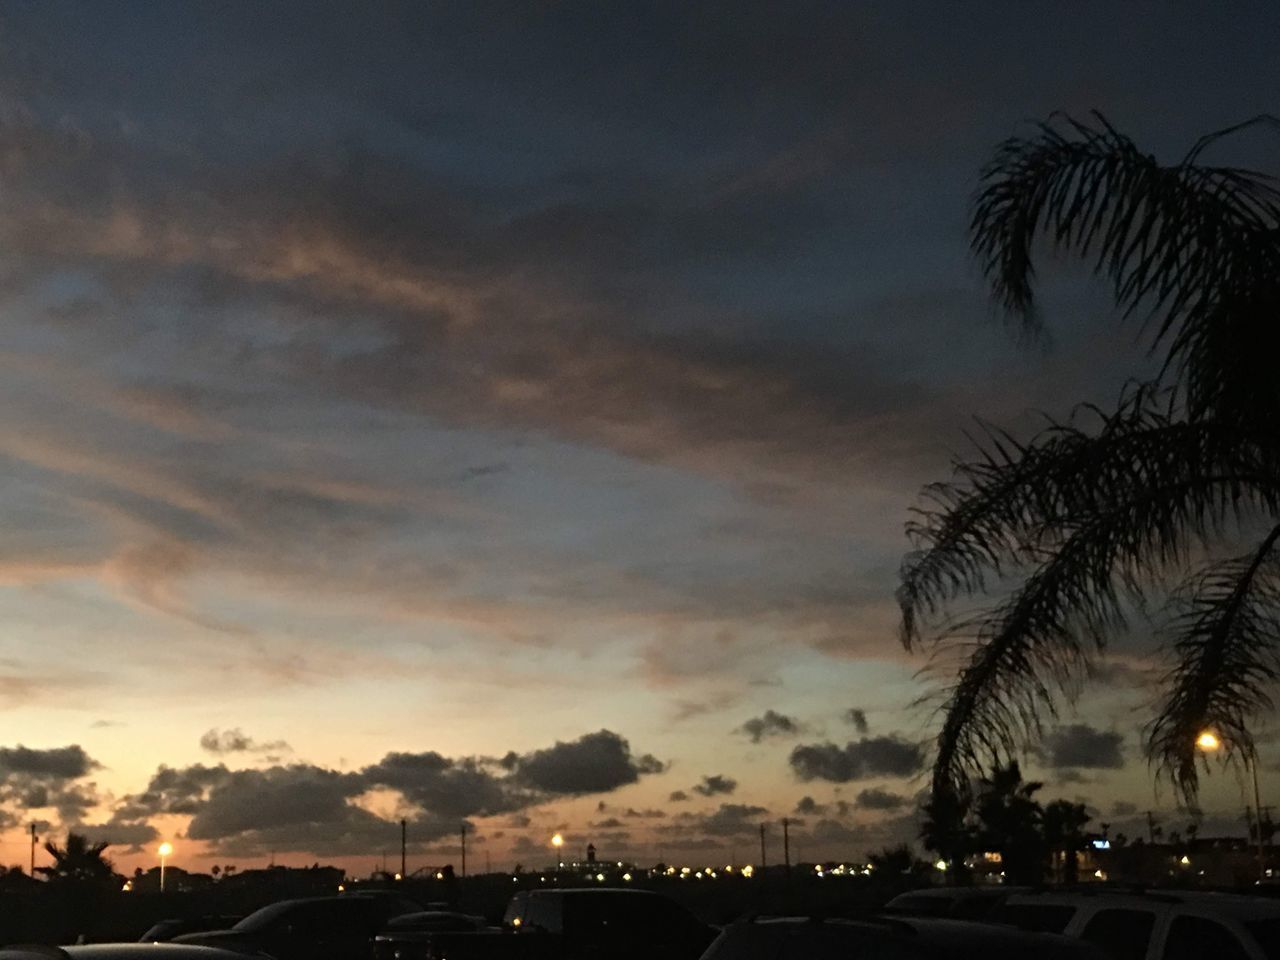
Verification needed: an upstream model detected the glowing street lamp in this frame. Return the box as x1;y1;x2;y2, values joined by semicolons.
1197;730;1266;882
158;841;174;892
551;833;564;867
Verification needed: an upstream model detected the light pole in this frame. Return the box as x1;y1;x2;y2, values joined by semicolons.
551;833;564;868
158;841;174;893
1197;731;1266;882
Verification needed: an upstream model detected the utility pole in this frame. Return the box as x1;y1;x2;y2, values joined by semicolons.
1145;810;1158;844
460;822;467;878
782;818;791;878
759;823;767;872
400;819;407;878
29;824;36;876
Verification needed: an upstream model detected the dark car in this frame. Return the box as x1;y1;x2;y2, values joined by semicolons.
140;918;243;943
381;913;490;934
0;946;257;960
885;886;1031;921
700;916;1107;960
175;895;420;960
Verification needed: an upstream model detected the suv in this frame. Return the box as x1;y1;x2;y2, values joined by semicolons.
702;916;1104;959
995;890;1280;959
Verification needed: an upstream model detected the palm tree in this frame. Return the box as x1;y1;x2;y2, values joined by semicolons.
1043;800;1092;884
37;833;116;884
919;788;976;881
974;762;1046;884
899;113;1280;807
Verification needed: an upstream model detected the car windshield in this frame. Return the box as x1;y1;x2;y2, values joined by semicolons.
1245;919;1280;960
233;902;298;933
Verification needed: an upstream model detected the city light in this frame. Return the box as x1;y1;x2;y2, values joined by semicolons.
158;841;174;893
1196;731;1221;751
551;834;564;848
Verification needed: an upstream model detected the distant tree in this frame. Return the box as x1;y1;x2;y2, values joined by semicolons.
919;789;976;882
37;833;116;884
974;762;1045;884
1186;822;1199;845
897;113;1280;811
1113;832;1128;849
1043;800;1092;884
867;844;926;876
1099;821;1111;839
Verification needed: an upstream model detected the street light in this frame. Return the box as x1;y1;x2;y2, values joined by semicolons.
158;841;174;893
551;833;564;867
1196;730;1265;882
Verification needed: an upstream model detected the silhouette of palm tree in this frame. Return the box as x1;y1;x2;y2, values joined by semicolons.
1043;800;1091;884
900;112;1280;806
38;833;115;884
975;762;1046;884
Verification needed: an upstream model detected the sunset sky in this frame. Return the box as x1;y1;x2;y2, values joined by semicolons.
0;2;1278;876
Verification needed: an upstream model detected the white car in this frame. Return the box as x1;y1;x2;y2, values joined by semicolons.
996;890;1280;960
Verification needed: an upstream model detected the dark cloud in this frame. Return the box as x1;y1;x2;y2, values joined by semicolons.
504;730;665;795
623;807;666;819
693;774;737;797
795;796;826;815
668;791;689;802
844;708;869;734
200;727;292;755
662;803;770;840
1042;725;1124;770
1112;801;1138;817
118;730;663;855
0;745;98;780
737;709;803;743
789;737;924;782
855;787;907;811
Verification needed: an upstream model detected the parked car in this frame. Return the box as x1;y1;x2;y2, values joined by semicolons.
374;887;715;960
140;918;242;943
885;886;1031;921
701;915;1105;959
994;890;1280;959
0;946;259;960
175;895;420;960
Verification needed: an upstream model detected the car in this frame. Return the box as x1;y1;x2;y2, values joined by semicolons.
700;915;1105;959
381;912;490;933
885;886;1031;921
174;895;420;960
0;946;260;960
140;919;242;943
994;889;1280;959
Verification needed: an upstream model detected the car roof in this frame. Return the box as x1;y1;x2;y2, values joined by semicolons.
889;886;1027;901
1005;890;1280;920
730;917;1099;955
0;947;256;960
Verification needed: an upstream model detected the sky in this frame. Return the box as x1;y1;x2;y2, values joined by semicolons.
0;1;1278;876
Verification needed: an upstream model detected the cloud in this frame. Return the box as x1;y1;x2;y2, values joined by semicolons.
0;745;99;780
737;709;803;744
199;728;292;755
855;787;908;811
789;736;924;782
692;774;737;797
119;729;664;855
844;708;869;734
795;796;827;815
1042;725;1124;770
502;730;665;795
1112;801;1138;817
668;791;689;802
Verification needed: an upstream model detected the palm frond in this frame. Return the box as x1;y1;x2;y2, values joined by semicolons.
972;111;1280;352
1147;524;1280;801
901;386;1280;650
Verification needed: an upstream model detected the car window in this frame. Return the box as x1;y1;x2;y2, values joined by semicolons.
1080;909;1156;960
1162;915;1250;960
524;895;562;934
998;903;1078;933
